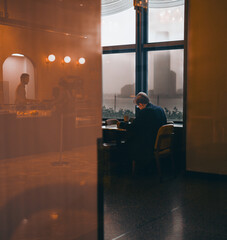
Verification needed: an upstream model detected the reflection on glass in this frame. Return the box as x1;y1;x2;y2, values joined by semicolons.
102;53;135;119
101;7;135;46
148;5;184;42
0;0;100;239
148;49;184;121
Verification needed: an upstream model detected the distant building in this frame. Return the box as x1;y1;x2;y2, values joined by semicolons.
120;83;135;98
153;31;177;97
176;88;183;96
148;89;154;99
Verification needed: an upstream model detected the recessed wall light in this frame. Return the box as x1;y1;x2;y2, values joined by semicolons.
64;56;71;63
12;53;24;57
79;57;86;64
48;54;56;62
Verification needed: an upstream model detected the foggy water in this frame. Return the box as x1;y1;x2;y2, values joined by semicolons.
103;94;183;112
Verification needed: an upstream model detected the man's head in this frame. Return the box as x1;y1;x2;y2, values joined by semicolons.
20;73;29;85
134;92;149;110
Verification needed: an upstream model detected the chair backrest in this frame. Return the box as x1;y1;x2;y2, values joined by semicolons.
105;119;119;125
154;124;174;151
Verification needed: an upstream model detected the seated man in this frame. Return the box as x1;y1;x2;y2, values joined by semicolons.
126;92;167;173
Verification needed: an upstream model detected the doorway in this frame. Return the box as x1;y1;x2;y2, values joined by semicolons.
2;55;35;104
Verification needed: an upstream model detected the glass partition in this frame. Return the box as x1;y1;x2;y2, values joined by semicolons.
0;0;101;239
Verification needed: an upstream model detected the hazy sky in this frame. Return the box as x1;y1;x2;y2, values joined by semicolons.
102;50;184;95
102;52;135;94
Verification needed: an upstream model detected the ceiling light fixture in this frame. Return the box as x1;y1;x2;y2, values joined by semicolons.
12;53;24;57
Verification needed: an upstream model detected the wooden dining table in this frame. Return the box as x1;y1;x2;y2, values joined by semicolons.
102;124;126;131
102;124;127;145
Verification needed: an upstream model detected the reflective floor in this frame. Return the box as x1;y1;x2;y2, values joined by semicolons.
0;147;97;240
104;172;227;240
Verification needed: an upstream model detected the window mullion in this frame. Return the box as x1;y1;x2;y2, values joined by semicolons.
135;6;148;95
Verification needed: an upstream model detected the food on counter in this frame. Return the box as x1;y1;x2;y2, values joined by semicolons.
16;110;52;117
30;110;39;115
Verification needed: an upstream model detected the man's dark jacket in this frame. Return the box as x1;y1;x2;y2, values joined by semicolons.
127;102;167;160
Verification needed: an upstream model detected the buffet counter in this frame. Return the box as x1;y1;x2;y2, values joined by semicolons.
0;111;75;159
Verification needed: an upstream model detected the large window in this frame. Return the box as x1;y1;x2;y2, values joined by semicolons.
102;0;185;121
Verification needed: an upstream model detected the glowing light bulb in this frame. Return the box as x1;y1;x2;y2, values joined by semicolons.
64;56;71;63
79;57;86;64
48;54;55;62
